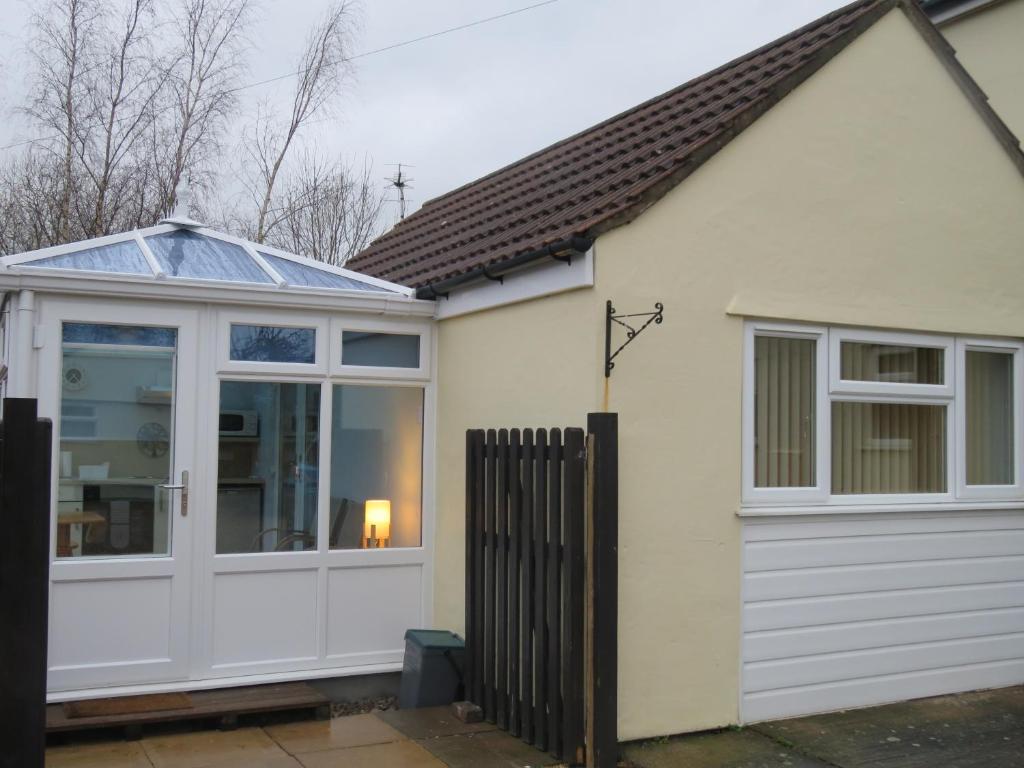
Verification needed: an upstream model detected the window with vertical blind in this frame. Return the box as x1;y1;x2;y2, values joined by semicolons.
744;323;1023;505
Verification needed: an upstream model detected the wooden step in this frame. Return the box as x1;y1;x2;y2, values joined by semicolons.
47;682;330;734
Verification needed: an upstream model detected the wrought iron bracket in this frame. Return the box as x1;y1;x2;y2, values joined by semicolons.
604;299;664;377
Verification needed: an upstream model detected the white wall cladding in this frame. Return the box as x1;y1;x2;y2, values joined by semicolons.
741;512;1024;722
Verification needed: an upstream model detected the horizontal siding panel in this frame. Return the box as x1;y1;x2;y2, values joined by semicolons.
745;530;1024;572
744;632;1024;693
741;512;1024;722
745;581;1024;631
742;658;1024;723
745;556;1024;601
743;513;1024;542
745;607;1024;662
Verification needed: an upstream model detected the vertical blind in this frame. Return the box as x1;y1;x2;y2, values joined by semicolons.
966;350;1014;486
754;336;816;488
840;342;943;384
831;402;946;494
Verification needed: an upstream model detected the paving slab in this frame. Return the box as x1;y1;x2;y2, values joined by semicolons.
374;706;497;739
419;729;561;768
622;728;833;768
46;740;154;768
752;687;1024;768
295;739;446;767
265;714;405;754
141;727;288;768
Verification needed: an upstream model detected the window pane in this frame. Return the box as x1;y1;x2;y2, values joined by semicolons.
832;402;946;494
58;324;176;558
754;336;816;488
63;322;176;347
840;342;943;384
342;331;420;368
260;252;395;292
216;382;320;553
229;324;315;364
31;240;152;275
966;350;1014;485
329;385;423;549
146;230;273;284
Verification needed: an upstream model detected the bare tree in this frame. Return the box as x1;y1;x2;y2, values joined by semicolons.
77;0;169;237
263;153;384;266
24;0;101;243
245;1;358;242
153;0;253;218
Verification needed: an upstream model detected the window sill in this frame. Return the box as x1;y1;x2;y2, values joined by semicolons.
738;499;1024;517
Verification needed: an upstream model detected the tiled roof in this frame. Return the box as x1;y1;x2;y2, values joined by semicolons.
347;0;894;291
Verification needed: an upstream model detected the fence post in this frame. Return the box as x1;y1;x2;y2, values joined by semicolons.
586;413;618;768
0;398;53;768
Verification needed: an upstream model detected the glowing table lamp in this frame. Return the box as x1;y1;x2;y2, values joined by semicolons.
364;499;391;548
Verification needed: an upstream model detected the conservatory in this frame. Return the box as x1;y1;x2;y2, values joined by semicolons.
0;214;437;700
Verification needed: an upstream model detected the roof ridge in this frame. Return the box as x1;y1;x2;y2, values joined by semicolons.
395;0;883;219
350;0;915;288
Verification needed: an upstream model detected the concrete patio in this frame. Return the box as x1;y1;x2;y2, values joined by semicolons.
622;686;1024;768
46;686;1024;767
45;706;563;768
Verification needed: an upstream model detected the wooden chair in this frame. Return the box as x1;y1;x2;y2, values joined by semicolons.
249;498;357;552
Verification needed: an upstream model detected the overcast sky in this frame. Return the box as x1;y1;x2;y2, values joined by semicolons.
0;0;849;223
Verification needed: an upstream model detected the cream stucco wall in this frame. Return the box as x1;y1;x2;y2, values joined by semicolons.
941;0;1024;141
432;7;1024;741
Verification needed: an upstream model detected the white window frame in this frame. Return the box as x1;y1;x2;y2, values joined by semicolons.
216;308;328;376
829;327;954;398
330;316;428;381
955;337;1024;500
744;321;1024;508
742;321;829;504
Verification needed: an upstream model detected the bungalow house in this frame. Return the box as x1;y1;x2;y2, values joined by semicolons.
349;0;1024;740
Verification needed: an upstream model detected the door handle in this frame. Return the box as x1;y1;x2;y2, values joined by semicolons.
160;470;189;517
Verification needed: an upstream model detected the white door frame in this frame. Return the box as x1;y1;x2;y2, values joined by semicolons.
38;295;199;692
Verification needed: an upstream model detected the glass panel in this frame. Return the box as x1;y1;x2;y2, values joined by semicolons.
754;336;816;488
840;342;943;384
57;323;177;558
229;324;316;364
966;350;1014;486
63;322;176;347
216;382;320;553
342;331;420;368
260;252;395;292
832;402;946;494
329;385;423;549
29;240;152;275
146;231;273;284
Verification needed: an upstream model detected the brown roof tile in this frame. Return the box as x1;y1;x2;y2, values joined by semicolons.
348;0;894;290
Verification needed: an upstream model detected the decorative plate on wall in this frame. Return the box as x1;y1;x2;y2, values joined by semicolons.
137;422;170;458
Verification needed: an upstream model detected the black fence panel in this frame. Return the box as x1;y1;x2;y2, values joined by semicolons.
465;417;616;767
0;398;54;768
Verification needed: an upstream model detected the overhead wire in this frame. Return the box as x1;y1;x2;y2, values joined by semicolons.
0;0;563;153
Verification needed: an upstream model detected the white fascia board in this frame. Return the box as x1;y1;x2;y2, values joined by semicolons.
435;246;595;320
0;270;436;317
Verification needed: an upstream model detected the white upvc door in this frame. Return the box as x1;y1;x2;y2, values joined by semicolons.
39;297;199;693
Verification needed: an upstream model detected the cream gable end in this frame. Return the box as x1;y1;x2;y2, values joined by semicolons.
432;3;1024;742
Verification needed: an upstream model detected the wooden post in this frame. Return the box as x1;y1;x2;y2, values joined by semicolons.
562;428;586;764
586;413;618;768
0;398;53;768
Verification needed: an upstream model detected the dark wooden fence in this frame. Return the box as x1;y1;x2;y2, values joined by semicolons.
465;413;617;768
0;398;54;768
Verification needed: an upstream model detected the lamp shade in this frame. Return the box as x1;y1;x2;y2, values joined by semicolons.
364;499;391;541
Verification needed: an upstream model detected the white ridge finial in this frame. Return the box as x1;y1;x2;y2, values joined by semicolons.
174;179;192;218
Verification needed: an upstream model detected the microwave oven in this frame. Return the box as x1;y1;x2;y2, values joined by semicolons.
219;410;258;437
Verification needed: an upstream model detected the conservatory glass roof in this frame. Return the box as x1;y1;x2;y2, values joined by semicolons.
0;223;407;295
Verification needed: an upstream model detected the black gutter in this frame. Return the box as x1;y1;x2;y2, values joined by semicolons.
414;235;594;300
